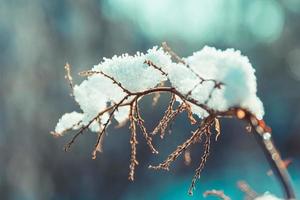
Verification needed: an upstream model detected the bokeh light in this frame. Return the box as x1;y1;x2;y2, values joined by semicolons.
102;0;285;45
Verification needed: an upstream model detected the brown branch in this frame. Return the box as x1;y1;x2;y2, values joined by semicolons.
93;121;105;154
63;101;131;152
149;116;215;171
162;42;185;64
144;60;168;76
184;102;197;125
128;101;138;181
131;87;213;114
151;94;176;137
189;130;212;195
152;102;186;139
57;44;296;198
214;118;221;141
92;95;131;159
134;99;159;154
64;62;74;96
234;109;296;199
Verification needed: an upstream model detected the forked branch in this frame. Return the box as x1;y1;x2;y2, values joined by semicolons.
54;43;295;199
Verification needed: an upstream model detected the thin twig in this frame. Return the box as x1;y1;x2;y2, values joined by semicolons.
189;130;212;195
144;60;168;76
135;99;159;154
92;95;131;159
149;116;214;171
64;101;131;151
64;62;74;96
128;101;138;181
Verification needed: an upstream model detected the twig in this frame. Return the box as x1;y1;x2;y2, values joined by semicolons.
144;60;168;76
149;116;214;171
189;130;212;195
134;99;159;154
64;62;74;96
235;109;296;199
128;101;138;181
92;95;131;159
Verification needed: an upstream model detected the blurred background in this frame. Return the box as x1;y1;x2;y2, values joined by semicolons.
0;0;299;199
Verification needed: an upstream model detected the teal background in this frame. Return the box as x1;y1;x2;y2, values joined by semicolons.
0;0;299;199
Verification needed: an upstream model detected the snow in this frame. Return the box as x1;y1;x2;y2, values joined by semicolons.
92;46;171;92
254;193;282;200
167;46;264;119
54;111;83;135
54;45;265;134
114;106;130;125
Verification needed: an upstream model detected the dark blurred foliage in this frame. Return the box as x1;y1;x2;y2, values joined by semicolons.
0;0;299;199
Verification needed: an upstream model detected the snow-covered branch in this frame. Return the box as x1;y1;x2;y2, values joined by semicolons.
51;43;295;198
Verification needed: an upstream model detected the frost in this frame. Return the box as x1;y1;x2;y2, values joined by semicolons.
254;193;282;200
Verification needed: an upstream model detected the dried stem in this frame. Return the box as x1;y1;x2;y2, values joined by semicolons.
189;130;212;195
144;60;168;76
235;109;296;199
92;96;130;159
251;125;296;199
149;116;214;171
64;100;131;152
64;62;74;96
162;42;185;64
152;102;185;139
128;101;139;181
134;99;158;154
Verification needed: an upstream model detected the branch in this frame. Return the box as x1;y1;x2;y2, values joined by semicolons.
144;60;168;76
92;95;131;159
189;130;212;195
64;62;74;96
235;109;296;199
128;100;138;181
149;116;215;171
134;99;159;154
63;101;131;152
